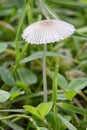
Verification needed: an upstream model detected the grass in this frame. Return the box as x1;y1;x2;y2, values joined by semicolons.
0;0;87;129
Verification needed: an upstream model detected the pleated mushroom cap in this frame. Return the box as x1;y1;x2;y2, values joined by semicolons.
22;20;75;44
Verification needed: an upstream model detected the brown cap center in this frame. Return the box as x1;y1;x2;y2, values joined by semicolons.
39;20;54;26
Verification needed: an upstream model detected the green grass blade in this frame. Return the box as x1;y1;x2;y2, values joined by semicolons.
52;65;59;104
50;0;87;8
58;102;87;116
58;114;77;130
37;0;59;19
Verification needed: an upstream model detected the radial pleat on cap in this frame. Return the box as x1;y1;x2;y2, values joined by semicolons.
22;19;75;44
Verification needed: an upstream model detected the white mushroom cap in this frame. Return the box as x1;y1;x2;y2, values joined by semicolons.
22;19;75;44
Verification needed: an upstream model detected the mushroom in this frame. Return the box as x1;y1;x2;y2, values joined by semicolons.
22;19;75;102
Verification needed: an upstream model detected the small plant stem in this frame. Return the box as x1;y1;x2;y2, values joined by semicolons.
12;43;28;73
13;1;27;73
43;44;47;102
15;1;27;62
52;65;59;130
54;105;57;130
44;118;53;130
27;0;34;24
0;114;53;130
0;114;39;130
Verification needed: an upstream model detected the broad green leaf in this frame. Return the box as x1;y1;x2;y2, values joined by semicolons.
10;91;24;100
0;127;4;130
37;102;53;117
58;102;87;116
57;74;68;90
23;105;41;119
20;51;57;64
16;81;31;93
39;127;49;130
68;78;87;92
17;67;37;85
49;71;68;91
0;90;10;102
20;51;43;63
10;86;24;100
58;114;77;130
20;51;68;64
80;0;87;4
46;112;55;128
2;120;24;130
57;93;67;101
0;67;15;86
66;90;76;100
0;8;14;17
0;43;7;53
24;102;53;119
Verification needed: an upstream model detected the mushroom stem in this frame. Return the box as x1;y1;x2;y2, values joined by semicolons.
43;44;47;102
